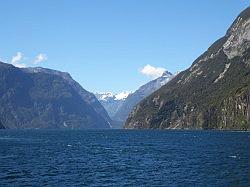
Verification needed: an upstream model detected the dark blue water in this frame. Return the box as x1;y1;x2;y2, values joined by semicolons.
0;130;249;186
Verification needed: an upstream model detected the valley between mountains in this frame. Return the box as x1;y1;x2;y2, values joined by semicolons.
0;7;249;130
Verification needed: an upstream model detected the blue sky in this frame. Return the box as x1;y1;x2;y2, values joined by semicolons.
0;1;249;93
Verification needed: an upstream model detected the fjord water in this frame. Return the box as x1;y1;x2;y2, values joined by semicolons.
0;130;249;186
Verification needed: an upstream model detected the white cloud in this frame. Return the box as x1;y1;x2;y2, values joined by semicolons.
140;64;166;79
0;57;4;62
33;53;47;64
11;52;27;68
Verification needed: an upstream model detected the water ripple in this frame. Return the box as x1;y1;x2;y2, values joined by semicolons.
0;129;249;186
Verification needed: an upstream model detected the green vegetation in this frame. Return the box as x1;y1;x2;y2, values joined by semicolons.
125;8;250;130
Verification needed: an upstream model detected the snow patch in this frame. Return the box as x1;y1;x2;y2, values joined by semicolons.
96;91;131;101
97;92;113;101
114;91;131;100
158;77;171;86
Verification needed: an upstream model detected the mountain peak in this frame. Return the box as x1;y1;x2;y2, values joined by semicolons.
96;92;114;101
96;91;131;101
125;7;250;130
162;70;173;77
224;7;250;60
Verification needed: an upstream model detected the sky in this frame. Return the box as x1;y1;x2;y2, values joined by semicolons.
0;0;249;93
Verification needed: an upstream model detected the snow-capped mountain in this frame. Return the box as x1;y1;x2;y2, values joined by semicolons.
114;91;131;100
95;71;174;128
96;91;130;101
96;92;114;101
113;71;174;124
95;91;131;118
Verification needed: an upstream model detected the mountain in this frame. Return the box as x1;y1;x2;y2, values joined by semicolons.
0;62;111;129
125;7;250;130
23;67;111;124
95;92;130;118
113;71;174;124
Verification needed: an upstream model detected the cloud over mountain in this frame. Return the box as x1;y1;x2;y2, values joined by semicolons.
33;53;47;64
11;52;27;68
140;64;166;79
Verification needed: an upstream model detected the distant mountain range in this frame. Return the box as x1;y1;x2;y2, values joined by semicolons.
96;71;174;128
95;92;130;118
1;7;249;131
125;7;250;130
0;63;111;129
0;61;173;129
113;71;174;123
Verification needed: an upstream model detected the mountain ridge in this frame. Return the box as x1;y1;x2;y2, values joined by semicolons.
113;71;174;124
95;91;131;119
23;67;112;124
0;62;111;129
125;7;250;130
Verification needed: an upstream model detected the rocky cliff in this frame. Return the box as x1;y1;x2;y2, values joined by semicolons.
125;7;250;130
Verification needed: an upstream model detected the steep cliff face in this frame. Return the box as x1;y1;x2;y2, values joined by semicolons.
0;62;110;129
125;7;250;130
